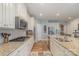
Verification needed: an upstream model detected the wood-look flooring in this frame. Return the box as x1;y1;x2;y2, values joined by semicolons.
32;41;48;52
31;40;52;56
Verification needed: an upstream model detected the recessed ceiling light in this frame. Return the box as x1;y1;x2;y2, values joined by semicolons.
68;17;72;19
39;3;44;5
40;13;43;16
56;13;60;16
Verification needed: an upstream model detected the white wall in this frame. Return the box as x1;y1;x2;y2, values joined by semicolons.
29;17;35;30
66;18;79;35
35;20;48;42
36;23;42;41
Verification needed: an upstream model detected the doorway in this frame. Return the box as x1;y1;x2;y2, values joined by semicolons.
60;24;64;35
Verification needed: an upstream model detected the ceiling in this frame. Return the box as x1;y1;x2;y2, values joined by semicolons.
26;3;79;22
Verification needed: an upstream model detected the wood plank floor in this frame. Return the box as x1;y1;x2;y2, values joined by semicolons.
32;41;48;52
31;40;52;56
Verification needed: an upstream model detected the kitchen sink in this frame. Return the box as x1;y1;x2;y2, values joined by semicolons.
9;37;26;42
56;38;72;42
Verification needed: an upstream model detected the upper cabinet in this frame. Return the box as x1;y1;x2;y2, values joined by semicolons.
0;3;33;29
0;3;15;29
15;4;33;30
0;4;3;27
15;4;26;18
9;4;16;29
15;4;29;20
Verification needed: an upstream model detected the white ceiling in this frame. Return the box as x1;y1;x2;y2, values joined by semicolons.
26;3;79;21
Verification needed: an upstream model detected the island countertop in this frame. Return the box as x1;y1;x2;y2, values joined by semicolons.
0;37;31;56
51;37;79;56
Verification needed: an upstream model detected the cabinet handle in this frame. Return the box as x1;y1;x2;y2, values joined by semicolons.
4;24;6;26
4;24;8;26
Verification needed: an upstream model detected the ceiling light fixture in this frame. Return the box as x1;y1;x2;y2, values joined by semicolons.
40;13;43;16
56;13;60;16
39;3;44;5
68;17;72;19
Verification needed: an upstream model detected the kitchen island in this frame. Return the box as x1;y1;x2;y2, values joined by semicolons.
0;36;34;56
50;36;79;56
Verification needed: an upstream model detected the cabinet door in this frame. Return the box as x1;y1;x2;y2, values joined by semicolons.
2;3;10;28
2;3;6;27
1;3;15;29
5;3;10;28
0;4;2;27
9;3;15;29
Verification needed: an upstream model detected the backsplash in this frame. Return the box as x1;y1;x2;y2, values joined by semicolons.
0;29;26;44
0;33;3;44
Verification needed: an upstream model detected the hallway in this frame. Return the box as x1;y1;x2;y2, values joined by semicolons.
31;40;52;56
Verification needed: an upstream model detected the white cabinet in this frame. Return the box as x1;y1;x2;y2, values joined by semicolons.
15;4;23;17
9;37;34;56
5;4;10;28
9;4;15;28
0;3;15;29
2;4;6;28
0;4;2;27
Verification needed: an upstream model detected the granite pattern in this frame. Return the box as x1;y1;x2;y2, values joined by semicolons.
0;42;24;56
53;38;79;56
0;36;33;56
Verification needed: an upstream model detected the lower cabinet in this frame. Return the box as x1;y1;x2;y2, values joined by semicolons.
9;37;34;56
50;39;75;56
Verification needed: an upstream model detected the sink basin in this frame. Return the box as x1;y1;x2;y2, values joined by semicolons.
56;38;72;42
9;37;26;42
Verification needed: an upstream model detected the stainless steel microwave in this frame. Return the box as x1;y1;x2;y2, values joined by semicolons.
15;16;28;29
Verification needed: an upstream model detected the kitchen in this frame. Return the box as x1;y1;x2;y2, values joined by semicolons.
0;3;35;56
0;3;79;56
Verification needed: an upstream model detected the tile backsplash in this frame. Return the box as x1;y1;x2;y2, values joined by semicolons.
0;33;3;44
0;29;26;44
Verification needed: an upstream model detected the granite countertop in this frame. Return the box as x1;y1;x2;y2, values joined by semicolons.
52;38;79;56
0;42;24;56
0;38;30;56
